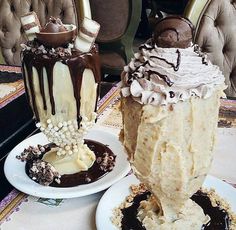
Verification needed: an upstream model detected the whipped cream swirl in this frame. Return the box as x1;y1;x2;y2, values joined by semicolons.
121;42;225;105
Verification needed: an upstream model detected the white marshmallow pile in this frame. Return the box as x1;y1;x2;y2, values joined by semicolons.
20;12;41;41
36;112;97;156
75;17;100;53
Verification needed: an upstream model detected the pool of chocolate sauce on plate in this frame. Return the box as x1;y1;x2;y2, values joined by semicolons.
121;191;230;230
25;139;116;187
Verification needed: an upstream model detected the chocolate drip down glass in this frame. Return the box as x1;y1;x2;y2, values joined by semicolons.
22;34;101;178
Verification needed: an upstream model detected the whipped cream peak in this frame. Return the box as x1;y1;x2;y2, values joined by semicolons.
121;41;226;105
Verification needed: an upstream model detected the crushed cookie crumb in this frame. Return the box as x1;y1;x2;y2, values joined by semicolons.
16;145;45;162
29;159;61;186
16;144;61;186
96;152;116;172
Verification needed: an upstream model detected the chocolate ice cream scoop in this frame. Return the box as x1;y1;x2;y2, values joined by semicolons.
153;16;194;48
41;17;67;33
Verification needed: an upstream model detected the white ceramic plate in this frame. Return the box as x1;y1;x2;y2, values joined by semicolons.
4;128;130;198
210;128;236;184
96;174;236;230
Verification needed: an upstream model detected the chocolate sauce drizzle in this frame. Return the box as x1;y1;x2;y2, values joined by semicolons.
147;70;173;87
129;43;183;87
22;45;101;121
176;49;181;70
120;190;231;230
36;66;47;110
150;49;181;72
128;59;174;87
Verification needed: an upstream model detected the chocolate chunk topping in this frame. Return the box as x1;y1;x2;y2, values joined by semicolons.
97;152;116;172
16;145;46;162
27;159;61;186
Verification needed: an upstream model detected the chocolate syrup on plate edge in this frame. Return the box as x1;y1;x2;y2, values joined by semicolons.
25;139;116;187
121;191;231;230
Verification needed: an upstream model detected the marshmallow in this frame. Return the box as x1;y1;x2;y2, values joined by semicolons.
39;115;96;156
58;122;63;128
21;11;41;40
36;122;41;128
75;17;100;53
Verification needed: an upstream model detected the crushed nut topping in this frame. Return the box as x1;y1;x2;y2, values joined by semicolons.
21;39;74;58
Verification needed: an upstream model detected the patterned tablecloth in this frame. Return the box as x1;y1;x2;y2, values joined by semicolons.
0;65;23;109
0;84;236;230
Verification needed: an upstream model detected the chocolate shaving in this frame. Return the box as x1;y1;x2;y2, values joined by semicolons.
169;91;175;98
194;45;208;66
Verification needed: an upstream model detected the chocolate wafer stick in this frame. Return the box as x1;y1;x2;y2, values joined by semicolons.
75;17;100;53
21;11;41;41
